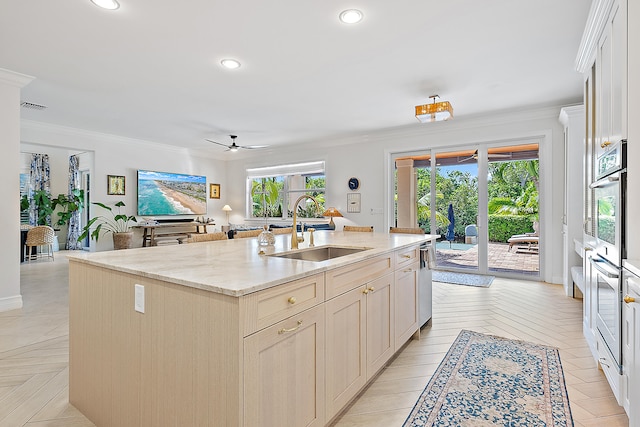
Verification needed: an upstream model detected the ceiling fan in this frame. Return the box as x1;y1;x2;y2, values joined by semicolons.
205;135;268;152
458;150;512;163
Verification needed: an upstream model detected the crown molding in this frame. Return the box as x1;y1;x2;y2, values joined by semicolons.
559;104;585;126
0;68;34;88
575;0;616;73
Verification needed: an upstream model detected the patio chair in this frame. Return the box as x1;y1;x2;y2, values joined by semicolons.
507;221;539;252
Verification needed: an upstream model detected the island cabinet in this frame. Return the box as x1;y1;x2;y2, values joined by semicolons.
324;253;395;420
69;242;426;427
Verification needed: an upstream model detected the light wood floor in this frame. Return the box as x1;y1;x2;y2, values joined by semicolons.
1;253;628;426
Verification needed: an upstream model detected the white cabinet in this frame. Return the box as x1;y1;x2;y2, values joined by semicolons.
559;106;585;297
623;268;640;427
595;0;627;159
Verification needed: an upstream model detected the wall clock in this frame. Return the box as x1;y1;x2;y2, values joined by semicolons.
348;177;360;191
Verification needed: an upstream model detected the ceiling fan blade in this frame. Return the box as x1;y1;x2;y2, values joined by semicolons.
205;138;230;148
241;145;269;150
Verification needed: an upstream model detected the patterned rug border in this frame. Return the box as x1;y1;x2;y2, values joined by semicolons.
403;329;574;427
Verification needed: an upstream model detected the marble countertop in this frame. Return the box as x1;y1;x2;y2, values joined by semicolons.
67;231;438;297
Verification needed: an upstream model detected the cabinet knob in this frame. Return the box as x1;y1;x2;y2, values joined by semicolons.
601;140;612;148
624;295;636;304
368;287;375;293
288;296;297;304
362;288;369;295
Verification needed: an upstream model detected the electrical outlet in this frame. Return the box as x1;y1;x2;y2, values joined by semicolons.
134;284;145;313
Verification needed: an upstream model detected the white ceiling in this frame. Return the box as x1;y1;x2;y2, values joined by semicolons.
1;0;591;153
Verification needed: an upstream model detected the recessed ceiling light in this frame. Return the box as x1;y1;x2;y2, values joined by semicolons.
221;59;241;69
339;9;363;24
91;0;120;10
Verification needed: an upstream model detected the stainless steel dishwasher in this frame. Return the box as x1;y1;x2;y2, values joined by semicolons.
419;242;434;327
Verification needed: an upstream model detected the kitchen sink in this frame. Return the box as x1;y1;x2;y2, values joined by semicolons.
268;245;371;262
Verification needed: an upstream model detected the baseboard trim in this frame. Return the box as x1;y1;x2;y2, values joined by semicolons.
0;295;23;312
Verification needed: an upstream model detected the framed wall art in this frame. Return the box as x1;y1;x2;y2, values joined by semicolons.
107;175;126;195
210;183;221;199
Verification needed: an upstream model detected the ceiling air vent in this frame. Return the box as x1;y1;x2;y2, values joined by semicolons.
20;101;47;110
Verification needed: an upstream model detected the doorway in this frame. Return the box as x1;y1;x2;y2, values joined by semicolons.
394;143;540;277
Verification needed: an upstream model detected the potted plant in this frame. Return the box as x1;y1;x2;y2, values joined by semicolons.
78;201;137;250
51;189;85;227
32;189;54;225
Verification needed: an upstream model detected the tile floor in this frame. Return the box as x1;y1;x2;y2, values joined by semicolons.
0;252;628;426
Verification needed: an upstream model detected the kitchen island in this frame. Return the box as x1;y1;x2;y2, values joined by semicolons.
68;231;437;427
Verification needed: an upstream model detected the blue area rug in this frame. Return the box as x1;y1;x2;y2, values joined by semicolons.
432;271;494;287
403;330;573;427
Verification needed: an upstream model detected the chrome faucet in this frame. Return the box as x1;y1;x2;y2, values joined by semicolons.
291;195;320;250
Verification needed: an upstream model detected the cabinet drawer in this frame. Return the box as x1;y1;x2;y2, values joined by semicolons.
242;273;325;336
395;246;419;269
325;254;393;299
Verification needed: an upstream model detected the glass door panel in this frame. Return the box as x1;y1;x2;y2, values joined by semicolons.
433;150;479;271
486;144;540;276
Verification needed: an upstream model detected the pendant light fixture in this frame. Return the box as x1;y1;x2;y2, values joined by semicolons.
415;95;454;123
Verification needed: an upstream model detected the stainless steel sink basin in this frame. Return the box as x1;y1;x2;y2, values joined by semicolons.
268;245;371;262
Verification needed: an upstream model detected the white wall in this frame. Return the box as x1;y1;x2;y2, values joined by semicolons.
21;121;227;252
17;104;566;285
225;106;566;284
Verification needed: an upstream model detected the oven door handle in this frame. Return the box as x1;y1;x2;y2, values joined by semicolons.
589;256;619;279
589;171;623;189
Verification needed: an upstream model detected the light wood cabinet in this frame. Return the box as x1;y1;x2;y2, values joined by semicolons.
69;244;425;427
395;260;419;349
324;273;395;421
244;304;325;427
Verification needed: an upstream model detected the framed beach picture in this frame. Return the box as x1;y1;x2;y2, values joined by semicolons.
210;183;221;199
107;175;126;195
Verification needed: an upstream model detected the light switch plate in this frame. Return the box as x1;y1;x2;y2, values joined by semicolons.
134;284;145;313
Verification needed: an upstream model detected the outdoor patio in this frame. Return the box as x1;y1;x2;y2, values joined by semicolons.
436;241;539;276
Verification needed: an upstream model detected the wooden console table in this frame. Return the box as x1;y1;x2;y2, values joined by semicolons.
137;222;212;247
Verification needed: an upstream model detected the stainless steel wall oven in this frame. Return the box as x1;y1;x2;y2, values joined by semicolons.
589;139;626;374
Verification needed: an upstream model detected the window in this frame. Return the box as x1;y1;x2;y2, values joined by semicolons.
247;161;325;219
20;173;30;224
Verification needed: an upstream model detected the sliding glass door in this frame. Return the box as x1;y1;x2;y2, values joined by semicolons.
394;142;540;278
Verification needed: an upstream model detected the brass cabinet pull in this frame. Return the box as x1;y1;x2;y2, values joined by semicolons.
624;295;636;304
403;268;413;273
362;288;369;295
288;296;297;304
368;287;375;293
601;140;612;148
402;254;411;259
278;320;303;334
